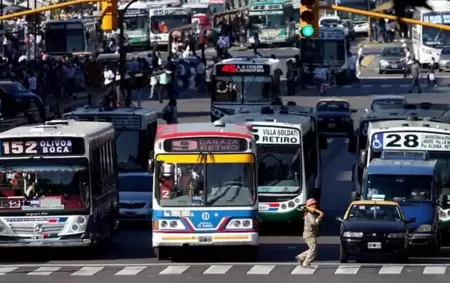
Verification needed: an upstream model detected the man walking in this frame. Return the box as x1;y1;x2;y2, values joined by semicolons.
408;59;422;94
295;198;324;268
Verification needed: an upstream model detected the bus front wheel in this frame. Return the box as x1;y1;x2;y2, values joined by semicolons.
155;247;170;260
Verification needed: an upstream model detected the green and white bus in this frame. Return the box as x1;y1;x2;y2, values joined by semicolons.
119;1;151;49
247;0;296;46
219;110;326;223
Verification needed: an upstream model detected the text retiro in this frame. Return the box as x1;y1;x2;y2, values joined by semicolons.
260;128;300;144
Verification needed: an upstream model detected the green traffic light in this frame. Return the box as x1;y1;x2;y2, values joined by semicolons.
301;25;315;37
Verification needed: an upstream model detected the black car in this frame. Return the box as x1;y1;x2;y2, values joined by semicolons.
337;201;415;263
378;46;405;74
438;47;450;72
0;81;46;122
315;99;356;137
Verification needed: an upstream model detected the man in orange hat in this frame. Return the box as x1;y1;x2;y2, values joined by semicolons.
295;198;324;268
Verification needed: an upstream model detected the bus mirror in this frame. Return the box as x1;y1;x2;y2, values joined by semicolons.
319;135;328;150
358;150;367;167
149;159;154;172
348;135;356;154
439;194;448;207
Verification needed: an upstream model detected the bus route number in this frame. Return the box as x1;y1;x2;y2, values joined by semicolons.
385;134;419;148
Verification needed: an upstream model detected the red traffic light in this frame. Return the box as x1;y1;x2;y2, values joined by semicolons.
301;0;316;6
301;10;314;22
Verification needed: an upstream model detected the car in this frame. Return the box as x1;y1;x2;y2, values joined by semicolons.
118;172;153;222
366;95;408;112
315;98;356;137
319;16;348;36
336;200;415;263
378;46;405;74
438;47;450;72
0;80;46;122
342;20;356;41
353;21;369;35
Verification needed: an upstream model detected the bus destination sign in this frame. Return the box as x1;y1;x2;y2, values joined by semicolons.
0;137;85;156
216;64;270;75
371;132;450;151
254;126;301;144
164;137;247;152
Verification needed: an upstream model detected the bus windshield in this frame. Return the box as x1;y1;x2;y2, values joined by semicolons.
116;131;143;172
300;39;346;66
123;15;148;32
249;13;285;29
45;27;85;53
422;12;450;47
151;14;190;33
0;158;90;212
214;76;272;103
257;146;302;193
366;174;433;202
155;158;255;207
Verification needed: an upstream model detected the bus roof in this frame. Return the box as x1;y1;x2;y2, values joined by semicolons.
219;113;309;128
0;120;114;139
369;119;450;132
156;122;253;140
416;1;450;12
367;159;437;176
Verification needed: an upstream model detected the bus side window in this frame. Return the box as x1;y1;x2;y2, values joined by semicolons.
92;148;101;196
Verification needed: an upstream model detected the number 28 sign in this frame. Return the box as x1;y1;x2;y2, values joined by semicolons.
370;132;450;151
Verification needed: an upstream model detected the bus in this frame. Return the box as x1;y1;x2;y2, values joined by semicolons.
299;27;349;85
0;120;118;249
63;107;158;173
412;1;450;67
247;0;296;46
210;57;282;121
219;111;326;223
44;19;100;56
120;1;151;49
150;7;192;48
349;102;450;196
152;122;258;260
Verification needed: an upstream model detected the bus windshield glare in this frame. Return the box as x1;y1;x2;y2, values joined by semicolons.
116;131;142;172
423;12;450;47
0;158;90;212
155;159;255;207
249;13;285;29
257;146;302;194
366;174;432;202
214;76;272;103
151;15;190;33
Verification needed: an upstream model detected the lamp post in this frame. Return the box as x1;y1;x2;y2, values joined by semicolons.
119;0;137;107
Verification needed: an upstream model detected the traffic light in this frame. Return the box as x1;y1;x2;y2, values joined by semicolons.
299;0;319;38
101;0;118;31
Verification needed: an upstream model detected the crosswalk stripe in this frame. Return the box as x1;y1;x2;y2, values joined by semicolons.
335;265;360;274
203;265;233;274
0;267;18;275
71;267;104;276
423;266;447;274
28;267;61;276
291;265;317;274
247;265;275;275
381;84;391;88
400;84;410;88
159;266;190;275
361;84;373;88
379;266;403;274
114;266;146;276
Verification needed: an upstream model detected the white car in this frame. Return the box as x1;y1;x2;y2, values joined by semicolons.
118;172;153;222
353;22;369;34
319;16;349;37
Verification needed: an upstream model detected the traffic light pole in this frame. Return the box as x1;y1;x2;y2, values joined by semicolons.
119;0;137;107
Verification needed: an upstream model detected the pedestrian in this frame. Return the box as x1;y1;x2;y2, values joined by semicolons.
428;57;437;87
408;59;422;94
402;45;413;78
295;198;324;268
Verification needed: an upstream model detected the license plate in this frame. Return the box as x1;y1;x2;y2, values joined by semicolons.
198;236;212;242
328;124;336;128
367;242;382;249
391;64;397;68
259;204;269;211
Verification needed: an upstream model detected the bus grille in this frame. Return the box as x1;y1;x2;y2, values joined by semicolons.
9;223;66;234
258;196;294;203
120;202;146;209
71;115;141;130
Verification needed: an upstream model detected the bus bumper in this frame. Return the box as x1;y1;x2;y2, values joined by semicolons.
259;209;303;223
0;238;92;248
152;232;258;247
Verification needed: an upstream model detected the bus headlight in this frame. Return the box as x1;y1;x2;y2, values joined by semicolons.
161;221;168;228
71;223;80;232
226;219;253;229
158;220;185;230
380;60;389;66
281;204;287;209
288;201;295;208
416;224;432;233
77;216;87;225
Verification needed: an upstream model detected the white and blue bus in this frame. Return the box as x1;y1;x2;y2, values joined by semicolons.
152;121;258;260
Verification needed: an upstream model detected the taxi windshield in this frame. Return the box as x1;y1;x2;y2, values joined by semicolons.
366;175;433;202
155;155;256;207
371;99;406;111
347;204;403;221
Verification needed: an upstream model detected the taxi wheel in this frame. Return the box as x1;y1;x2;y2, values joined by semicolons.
155;247;170;260
339;245;349;263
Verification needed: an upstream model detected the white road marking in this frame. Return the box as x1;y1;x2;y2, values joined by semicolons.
379;266;404;274
400;84;410;88
247;264;275;275
0;267;18;275
114;266;146;275
361;84;373;88
28;267;61;276
380;84;391;88
335;265;360;274
159;265;190;275
203;265;233;274
71;267;104;276
423;266;447;274
291;265;317;274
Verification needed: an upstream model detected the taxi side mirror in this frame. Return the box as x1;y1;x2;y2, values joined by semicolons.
364;108;369;113
405;218;416;224
336;217;343;222
358;149;367;167
351;109;357;113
